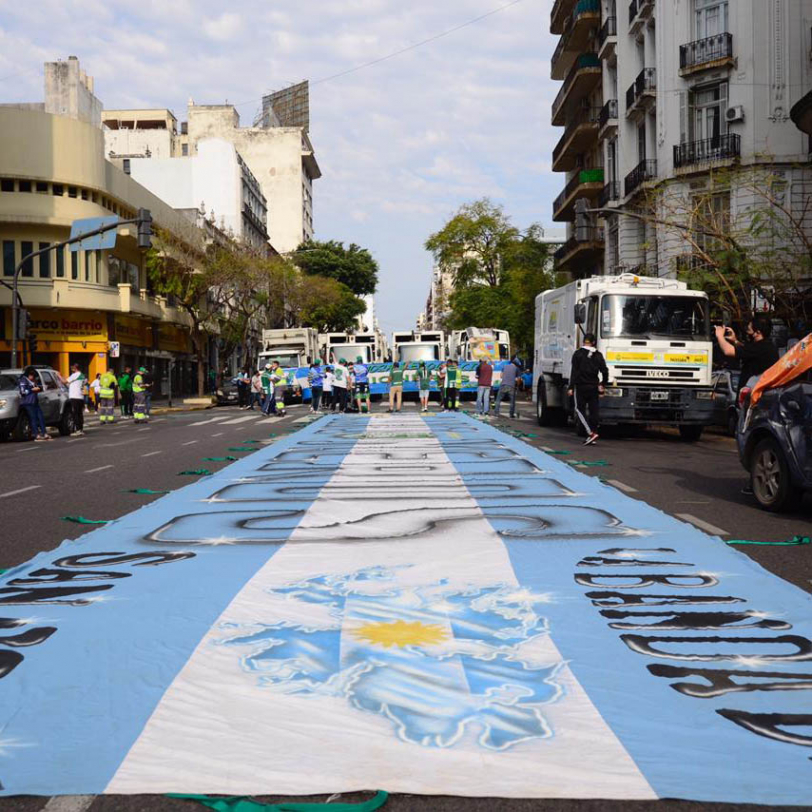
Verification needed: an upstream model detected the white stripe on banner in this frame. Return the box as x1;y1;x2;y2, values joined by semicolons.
108;416;654;799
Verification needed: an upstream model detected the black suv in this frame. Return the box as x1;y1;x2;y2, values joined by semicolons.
737;371;812;511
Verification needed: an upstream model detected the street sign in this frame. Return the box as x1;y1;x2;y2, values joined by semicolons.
109;341;121;358
69;216;119;252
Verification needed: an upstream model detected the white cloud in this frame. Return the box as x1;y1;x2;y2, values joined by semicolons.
203;12;243;41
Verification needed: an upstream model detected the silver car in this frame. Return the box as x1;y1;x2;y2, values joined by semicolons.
0;367;75;441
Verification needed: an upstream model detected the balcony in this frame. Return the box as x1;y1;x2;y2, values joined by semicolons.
599;181;621;208
551;0;578;35
552;105;602;171
551;0;602;79
598;16;617;61
673;133;741;170
553;167;604;221
625;67;656;118
629;0;654;35
679;33;734;76
598;98;618;137
554;227;605;275
552;53;602;126
624;158;657;197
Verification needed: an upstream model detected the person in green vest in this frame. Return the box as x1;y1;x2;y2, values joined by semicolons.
387;362;404;413
417;362;433;414
133;367;149;423
98;368;118;424
444;359;461;412
118;365;133;418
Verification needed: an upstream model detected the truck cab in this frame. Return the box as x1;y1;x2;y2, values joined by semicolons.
534;274;714;440
322;332;380;364
392;331;445;364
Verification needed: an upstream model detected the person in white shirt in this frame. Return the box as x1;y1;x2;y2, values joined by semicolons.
332;357;349;413
323;367;335;411
249;370;264;411
89;374;101;412
66;364;86;436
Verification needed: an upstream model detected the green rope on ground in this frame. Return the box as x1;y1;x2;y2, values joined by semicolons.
0;569;7;575
228;447;256;453
243;439;261;443
125;489;170;495
61;516;110;525
726;536;811;547
167;790;388;811
567;460;611;467
523;433;538;438
178;469;212;476
203;456;238;462
545;450;571;456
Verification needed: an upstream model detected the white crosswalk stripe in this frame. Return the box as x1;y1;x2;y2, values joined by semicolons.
220;415;264;425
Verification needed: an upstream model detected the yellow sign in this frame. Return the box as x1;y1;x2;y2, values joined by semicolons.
606;351;654;362
114;315;153;348
5;308;108;342
664;353;708;364
158;323;192;354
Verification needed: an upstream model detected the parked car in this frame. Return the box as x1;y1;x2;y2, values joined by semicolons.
710;369;741;435
0;367;75;441
737;370;812;511
215;376;240;406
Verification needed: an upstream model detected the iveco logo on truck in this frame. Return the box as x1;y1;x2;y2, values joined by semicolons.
645;370;670;378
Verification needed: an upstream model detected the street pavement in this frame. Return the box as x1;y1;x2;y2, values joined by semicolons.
0;398;808;812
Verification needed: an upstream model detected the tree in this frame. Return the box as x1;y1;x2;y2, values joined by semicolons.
291;240;379;296
425;199;520;288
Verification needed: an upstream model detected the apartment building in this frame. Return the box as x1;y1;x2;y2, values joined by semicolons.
549;0;812;279
102;108;185;159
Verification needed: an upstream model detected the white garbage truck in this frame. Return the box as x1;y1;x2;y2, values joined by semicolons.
533;273;714;440
259;328;320;370
392;330;446;363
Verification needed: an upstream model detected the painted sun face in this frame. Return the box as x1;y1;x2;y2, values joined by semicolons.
351;620;448;649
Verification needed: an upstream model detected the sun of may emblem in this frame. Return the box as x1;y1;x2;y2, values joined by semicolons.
352;620;448;648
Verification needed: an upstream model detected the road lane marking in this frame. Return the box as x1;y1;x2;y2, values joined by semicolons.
182;440;198;446
43;795;95;812
211;432;224;437
0;485;42;499
222;415;262;425
606;480;638;494
137;428;151;432
676;513;729;537
16;446;40;452
141;451;163;458
85;465;113;474
98;440;138;448
188;416;230;427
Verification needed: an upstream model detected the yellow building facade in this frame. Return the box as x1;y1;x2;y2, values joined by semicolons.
0;107;199;390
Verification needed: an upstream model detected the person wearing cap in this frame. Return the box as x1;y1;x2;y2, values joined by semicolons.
98;367;118;424
261;363;276;416
323;365;335;411
271;361;287;410
444;359;461;412
387;362;404;412
354;355;371;414
133;367;149;423
307;360;324;412
332;356;349;412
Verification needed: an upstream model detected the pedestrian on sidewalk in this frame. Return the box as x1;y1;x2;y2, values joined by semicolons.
332;358;349;412
118;366;134;418
66;363;86;436
494;359;519;418
476;358;493;416
133;367;150;424
249;369;264;410
323;365;335;411
308;361;324;412
387;362;404;412
444;359;461;412
354;356;371;414
98;368;118;424
18;367;49;441
237;367;250;409
89;373;101;412
417;362;432;413
437;362;447;411
346;362;358;412
568;332;608;446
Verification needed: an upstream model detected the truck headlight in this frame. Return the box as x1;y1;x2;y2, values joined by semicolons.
695;390;713;400
603;388;624;398
0;399;6;408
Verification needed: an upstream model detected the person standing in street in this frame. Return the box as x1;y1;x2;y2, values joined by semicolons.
494;359;519;418
354;356;371;414
714;317;779;392
141;367;154;417
118;366;133;418
387;362;404;412
249;369;264;410
89;373;101;412
270;362;288;416
98;368;118;424
237;367;250;409
476;358;494;416
444;360;461;412
66;363;86;436
307;361;324;413
332;358;349;412
18;367;49;441
437;362;447;411
417;362;432;413
261;363;276;416
323;365;335;411
568;332;609;446
133;366;149;424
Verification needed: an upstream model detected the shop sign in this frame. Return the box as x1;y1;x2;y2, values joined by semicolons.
158;323;192;354
114;315;153;348
4;308;107;342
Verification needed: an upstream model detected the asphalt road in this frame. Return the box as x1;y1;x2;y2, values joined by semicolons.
0;398;808;812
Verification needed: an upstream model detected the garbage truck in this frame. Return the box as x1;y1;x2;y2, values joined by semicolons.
533;273;714;440
259;328;320;403
391;331;446;363
449;327;511;362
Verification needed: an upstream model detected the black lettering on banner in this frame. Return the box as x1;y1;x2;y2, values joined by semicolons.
717;710;812;747
576;573;719;589
649;664;812;698
0;584;114;606
597;547;678;555
586;591;744;608
579;556;694;568
0;650;23;678
8;568;130;586
600;610;791;631
621;634;812;662
53;552;195;568
0;627;56;647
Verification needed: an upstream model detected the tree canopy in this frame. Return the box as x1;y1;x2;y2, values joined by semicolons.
291;239;379;296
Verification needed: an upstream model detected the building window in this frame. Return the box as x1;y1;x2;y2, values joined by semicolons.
128;262;140;293
81;189;89;200
181;143;189;156
52;184;64;196
36;181;48;194
18;180;32;193
608;218;620;271
91;192;98;203
21;241;33;277
71;250;79;280
694;191;730;254
109;255;121;286
0;179;13;192
696;0;728;38
123;159;131;174
85;249;94;282
95;250;102;283
56;245;64;278
637;122;646;161
39;243;50;278
2;240;14;276
68;186;78;198
692;83;727;143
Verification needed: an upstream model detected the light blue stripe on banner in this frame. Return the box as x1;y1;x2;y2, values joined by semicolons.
431;414;812;806
0;415;365;796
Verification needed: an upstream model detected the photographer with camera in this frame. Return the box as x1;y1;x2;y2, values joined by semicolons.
714;317;778;393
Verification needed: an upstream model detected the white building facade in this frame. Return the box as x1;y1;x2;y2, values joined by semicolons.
549;0;812;278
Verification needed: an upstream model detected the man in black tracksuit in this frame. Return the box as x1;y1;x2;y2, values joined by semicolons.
568;333;609;445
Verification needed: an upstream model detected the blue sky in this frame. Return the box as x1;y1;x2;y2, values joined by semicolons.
0;0;561;336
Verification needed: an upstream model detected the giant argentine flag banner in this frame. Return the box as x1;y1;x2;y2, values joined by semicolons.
1;414;811;803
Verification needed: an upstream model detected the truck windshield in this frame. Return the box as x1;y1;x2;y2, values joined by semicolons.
261;353;300;368
399;345;439;363
331;344;370;363
601;295;710;340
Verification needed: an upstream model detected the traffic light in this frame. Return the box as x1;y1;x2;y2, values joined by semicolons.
575;198;591;242
137;208;153;249
28;334;38;355
16;308;29;340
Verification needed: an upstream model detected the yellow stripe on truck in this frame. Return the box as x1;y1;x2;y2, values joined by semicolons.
606;352;654;362
664;353;708;364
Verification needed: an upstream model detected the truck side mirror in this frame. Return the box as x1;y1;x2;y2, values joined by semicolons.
574;303;587;325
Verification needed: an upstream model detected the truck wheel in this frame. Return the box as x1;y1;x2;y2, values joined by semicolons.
678;425;703;442
726;409;738;437
58;408;75;436
13;412;32;442
536;386;552;426
750;437;801;512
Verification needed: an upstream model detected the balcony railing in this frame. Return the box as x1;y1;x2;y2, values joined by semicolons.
629;0;654;30
680;33;734;72
624;158;657;196
551;0;577;34
551;0;601;76
552;53;601;123
553;105;602;166
599;181;621;207
554;168;605;215
673;133;741;168
626;67;656;114
598;16;617;49
599;99;618;129
554;228;604;264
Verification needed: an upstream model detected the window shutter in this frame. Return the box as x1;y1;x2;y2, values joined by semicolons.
720;82;729;134
679;91;688;144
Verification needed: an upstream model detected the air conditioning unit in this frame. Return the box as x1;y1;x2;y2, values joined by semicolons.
725;105;745;123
